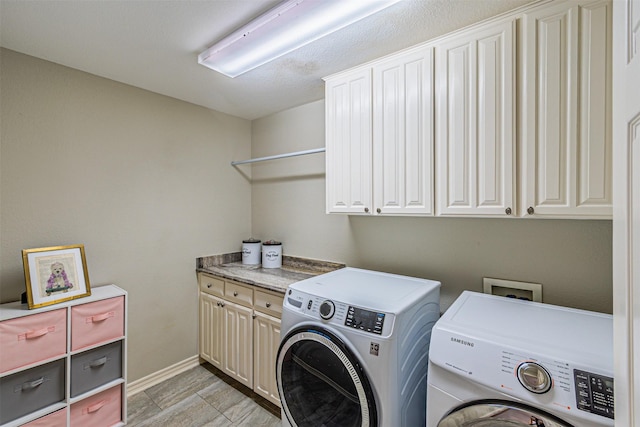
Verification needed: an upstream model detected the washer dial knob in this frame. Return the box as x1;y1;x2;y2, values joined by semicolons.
319;300;335;320
517;362;552;394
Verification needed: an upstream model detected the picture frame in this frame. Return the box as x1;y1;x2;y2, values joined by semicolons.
22;244;91;309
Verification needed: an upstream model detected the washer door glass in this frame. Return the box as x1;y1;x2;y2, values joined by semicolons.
438;400;574;427
276;327;377;427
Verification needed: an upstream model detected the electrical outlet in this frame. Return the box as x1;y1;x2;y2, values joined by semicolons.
483;278;542;302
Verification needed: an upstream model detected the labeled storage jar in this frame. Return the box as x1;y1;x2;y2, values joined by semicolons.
262;240;282;269
242;238;261;265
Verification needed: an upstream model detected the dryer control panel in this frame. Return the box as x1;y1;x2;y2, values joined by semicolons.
574;369;614;419
284;288;395;337
344;306;385;335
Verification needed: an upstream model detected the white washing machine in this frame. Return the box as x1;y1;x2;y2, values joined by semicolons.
276;267;440;427
427;291;614;427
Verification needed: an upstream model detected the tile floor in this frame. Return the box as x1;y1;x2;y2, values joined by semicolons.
127;363;281;426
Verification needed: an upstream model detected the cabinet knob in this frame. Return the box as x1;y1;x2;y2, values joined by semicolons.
527;206;535;215
252;314;256;319
233;291;238;297
207;283;212;288
266;302;271;308
505;207;512;215
220;302;225;307
376;208;381;214
364;207;369;213
216;302;221;307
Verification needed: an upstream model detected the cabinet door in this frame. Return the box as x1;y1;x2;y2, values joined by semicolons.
521;0;612;218
373;46;434;215
223;301;253;388
199;293;223;370
436;20;516;216
325;68;373;214
253;312;281;407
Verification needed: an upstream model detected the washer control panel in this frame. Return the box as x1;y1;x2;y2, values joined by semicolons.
574;370;614;419
344;306;385;335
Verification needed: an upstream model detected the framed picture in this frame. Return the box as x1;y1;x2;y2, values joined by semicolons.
22;244;91;309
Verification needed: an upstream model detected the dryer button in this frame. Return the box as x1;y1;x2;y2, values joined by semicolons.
319;300;335;320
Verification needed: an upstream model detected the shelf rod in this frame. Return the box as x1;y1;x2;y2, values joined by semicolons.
231;147;325;166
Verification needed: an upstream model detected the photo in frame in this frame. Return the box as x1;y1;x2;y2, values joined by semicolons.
22;244;92;309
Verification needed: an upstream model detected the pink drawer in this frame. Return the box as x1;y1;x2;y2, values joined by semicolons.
71;297;124;351
23;409;67;426
0;309;66;373
70;385;122;427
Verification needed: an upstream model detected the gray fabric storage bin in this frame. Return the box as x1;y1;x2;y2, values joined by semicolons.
70;340;122;397
0;359;65;424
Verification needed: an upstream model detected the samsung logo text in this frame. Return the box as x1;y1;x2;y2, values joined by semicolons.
451;337;475;347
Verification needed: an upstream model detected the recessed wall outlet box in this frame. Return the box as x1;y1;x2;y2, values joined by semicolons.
483;278;542;302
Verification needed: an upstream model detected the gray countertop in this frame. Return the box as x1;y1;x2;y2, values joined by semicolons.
196;252;345;294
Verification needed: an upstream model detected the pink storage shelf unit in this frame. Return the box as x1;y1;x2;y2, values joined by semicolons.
0;285;127;427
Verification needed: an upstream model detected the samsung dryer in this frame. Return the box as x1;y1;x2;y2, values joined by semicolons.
276;267;440;427
427;291;614;427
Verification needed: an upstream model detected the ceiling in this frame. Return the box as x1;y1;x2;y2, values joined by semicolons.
0;0;533;120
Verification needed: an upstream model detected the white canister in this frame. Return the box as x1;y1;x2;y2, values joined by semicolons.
242;238;261;265
261;240;282;269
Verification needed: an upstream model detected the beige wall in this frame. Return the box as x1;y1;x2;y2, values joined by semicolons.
251;100;613;313
0;49;252;381
0;47;614;384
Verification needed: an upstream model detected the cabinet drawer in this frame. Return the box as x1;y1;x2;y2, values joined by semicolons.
200;274;224;297
23;408;67;427
71;340;122;397
71;296;124;351
0;308;67;374
225;281;253;307
254;290;284;318
0;359;65;424
70;384;122;427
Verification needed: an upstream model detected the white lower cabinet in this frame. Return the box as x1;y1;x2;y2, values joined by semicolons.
223;301;253;389
199;293;224;369
253;311;281;406
198;279;253;389
198;273;282;407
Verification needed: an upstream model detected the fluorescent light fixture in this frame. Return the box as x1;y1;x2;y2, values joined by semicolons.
198;0;401;78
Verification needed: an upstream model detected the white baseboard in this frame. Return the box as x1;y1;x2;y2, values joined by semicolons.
127;355;202;397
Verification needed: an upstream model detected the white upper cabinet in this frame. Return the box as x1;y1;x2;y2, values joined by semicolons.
373;46;434;215
520;0;612;218
324;0;612;219
325;68;373;214
435;20;516;217
325;46;435;216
